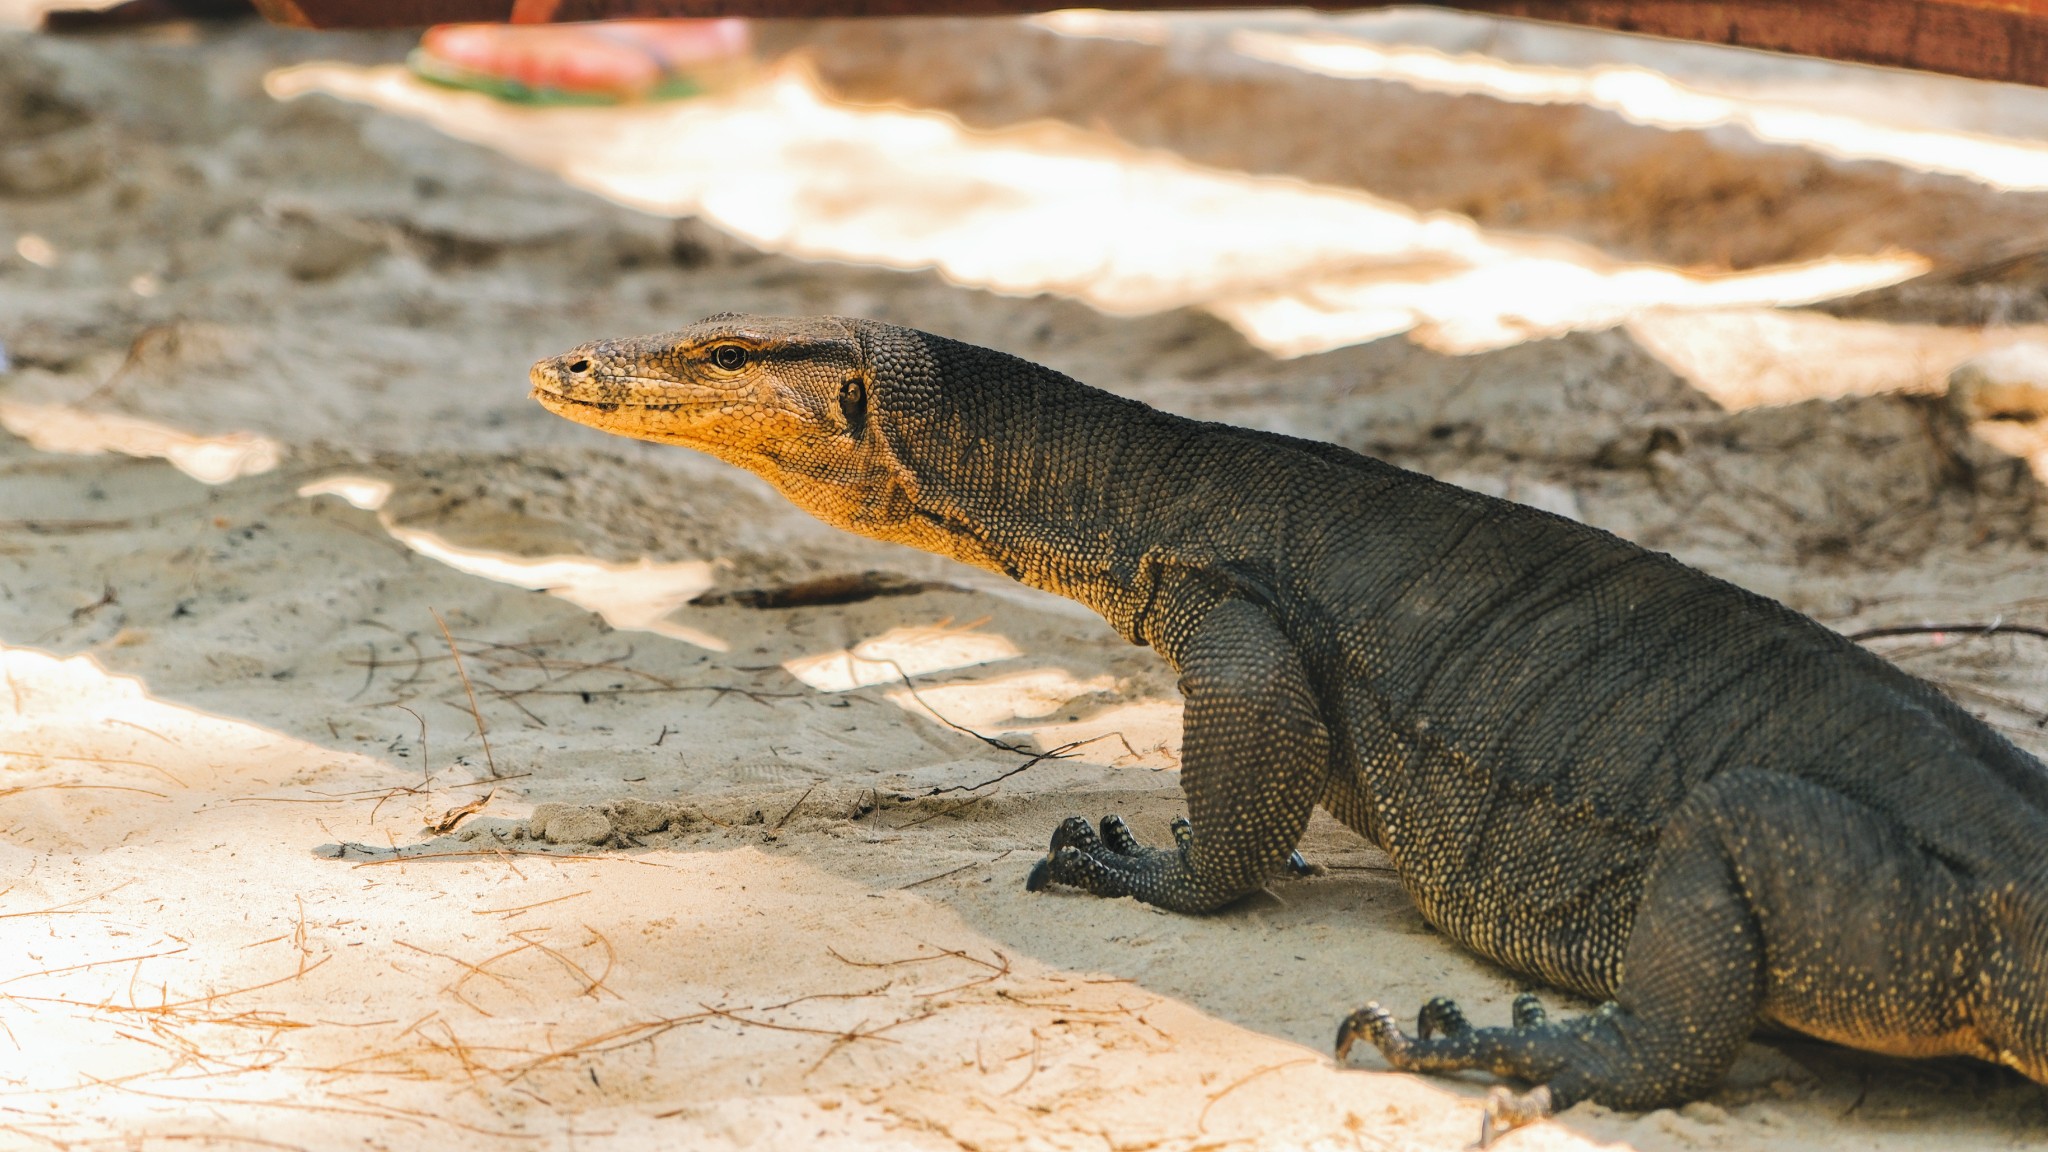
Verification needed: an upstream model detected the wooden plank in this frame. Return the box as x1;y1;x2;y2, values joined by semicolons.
250;0;2048;91
1438;1;2048;88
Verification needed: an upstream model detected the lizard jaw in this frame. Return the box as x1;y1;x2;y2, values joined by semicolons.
531;388;692;415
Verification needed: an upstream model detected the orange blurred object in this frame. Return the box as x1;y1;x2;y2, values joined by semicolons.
411;19;750;103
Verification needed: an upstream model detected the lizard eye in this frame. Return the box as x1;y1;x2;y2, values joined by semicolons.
566;358;590;375
838;376;868;436
711;345;747;372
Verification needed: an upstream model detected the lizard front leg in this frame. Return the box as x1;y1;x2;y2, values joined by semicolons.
1027;598;1331;913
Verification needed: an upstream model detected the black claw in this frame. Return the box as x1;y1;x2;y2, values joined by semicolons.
1027;843;1087;892
1511;993;1547;1030
1285;849;1318;876
1025;854;1054;891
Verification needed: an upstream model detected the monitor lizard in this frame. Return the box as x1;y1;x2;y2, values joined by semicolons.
531;314;2048;1138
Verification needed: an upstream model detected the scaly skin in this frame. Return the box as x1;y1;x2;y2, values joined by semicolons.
533;314;2048;1133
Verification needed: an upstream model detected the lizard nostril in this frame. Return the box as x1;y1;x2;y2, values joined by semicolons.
566;358;591;375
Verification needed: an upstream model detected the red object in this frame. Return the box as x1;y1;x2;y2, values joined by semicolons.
413;19;748;100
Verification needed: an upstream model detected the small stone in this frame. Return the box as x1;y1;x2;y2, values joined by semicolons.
1680;1101;1727;1125
529;803;612;844
1949;343;2048;422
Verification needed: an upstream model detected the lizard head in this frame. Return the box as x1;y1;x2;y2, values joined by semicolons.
530;314;923;538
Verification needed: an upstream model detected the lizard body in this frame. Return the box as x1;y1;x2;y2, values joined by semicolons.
532;315;2048;1132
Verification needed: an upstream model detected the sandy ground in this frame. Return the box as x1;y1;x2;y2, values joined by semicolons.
8;13;2048;1152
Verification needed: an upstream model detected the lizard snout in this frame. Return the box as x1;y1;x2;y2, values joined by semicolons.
529;349;602;401
528;355;607;420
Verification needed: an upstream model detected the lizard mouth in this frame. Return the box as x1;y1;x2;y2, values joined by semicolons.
533;389;691;414
530;368;723;414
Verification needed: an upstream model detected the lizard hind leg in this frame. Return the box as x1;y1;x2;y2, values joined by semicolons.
1337;770;1807;1125
1337;768;1996;1133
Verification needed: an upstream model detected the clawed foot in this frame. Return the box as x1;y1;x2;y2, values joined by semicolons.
1335;993;1562;1144
1026;814;1186;898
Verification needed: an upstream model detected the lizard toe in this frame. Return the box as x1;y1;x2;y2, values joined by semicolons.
1046;814;1101;854
1334;1002;1397;1062
1511;993;1548;1030
1025;842;1137;899
1418;996;1471;1040
1099;814;1146;856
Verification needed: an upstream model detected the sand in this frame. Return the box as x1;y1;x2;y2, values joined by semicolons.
6;13;2048;1151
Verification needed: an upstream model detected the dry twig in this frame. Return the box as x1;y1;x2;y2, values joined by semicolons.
425;787;495;835
431;609;497;778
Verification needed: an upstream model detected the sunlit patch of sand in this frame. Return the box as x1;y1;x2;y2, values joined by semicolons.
0;640;446;854
267;62;1923;359
783;623;1022;692
873;667;1179;768
1624;311;2048;411
0;399;281;484
298;475;727;651
296;473;394;511
391;527;723;650
1218;255;1920;358
882;667;1115;730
